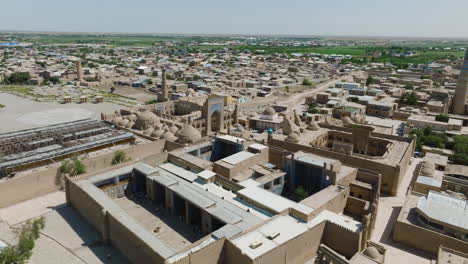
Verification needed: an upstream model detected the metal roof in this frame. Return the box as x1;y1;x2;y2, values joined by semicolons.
417;191;468;231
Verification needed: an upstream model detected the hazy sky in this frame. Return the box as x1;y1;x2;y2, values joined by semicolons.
1;0;467;38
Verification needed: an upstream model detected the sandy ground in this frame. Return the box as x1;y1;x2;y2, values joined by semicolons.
371;157;433;264
0;192;129;264
0;93;124;133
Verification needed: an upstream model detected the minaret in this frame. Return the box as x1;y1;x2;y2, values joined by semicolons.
453;48;468;115
76;61;83;82
162;68;168;101
234;104;239;124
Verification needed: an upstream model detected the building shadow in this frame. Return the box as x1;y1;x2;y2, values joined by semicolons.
378;205;432;260
50;205;131;264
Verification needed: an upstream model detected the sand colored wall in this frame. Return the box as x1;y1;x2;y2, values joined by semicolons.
67;178;168;263
106;213;166;264
322;222;361;259
0;140;167;208
224;221;327;264
171;238;226;264
393;219;468;256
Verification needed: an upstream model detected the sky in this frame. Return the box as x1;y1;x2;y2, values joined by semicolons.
1;0;467;38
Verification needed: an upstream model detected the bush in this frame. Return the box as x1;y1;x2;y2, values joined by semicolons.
59;157;86;176
3;72;30;84
401;92;417;105
450;135;468;165
0;217;45;264
350;97;359;103
435;113;449;122
294;186;309;201
112;151;128;165
302;79;313;86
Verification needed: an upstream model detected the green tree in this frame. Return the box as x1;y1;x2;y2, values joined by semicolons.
59;157;86;176
3;72;30;84
366;76;375;86
450;135;468;165
294;186;309;201
435;113;449;122
404;83;414;90
302;79;313;86
0;217;45;264
111;151;129;165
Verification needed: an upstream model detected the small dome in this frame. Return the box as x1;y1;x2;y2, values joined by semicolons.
119;119;129;127
285;132;300;143
176;124;201;144
363;246;382;261
263;106;276;116
342;116;353;125
169;124;179;134
420;161;435;176
112;116;123;124
144;127;154;135
125;121;135;129
306;120;320;131
161;129;177;141
151;128;164;138
134;111;160;130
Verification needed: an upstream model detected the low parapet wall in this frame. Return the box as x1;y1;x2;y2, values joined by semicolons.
0;140;167;208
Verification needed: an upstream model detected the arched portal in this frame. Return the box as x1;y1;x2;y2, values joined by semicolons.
211;111;221;132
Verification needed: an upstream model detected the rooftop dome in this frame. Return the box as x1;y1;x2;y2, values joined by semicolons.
342;116;353;125
134;111;160;130
169;124;179;134
263;106;276;116
363;246;383;262
176;124;202;144
161;129;177;141
306;120;320;131
151;128;164;139
420;160;435;176
125;121;135;129
285;132;300;143
112;116;123;124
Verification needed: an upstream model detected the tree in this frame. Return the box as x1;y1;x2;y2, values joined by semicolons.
3;72;30;84
401;92;417;105
110;87;115;94
285;86;290;93
404;83;414;90
48;76;60;85
111;151;129;165
366;76;375;86
302;79;313;86
0;217;45;264
450;135;468;165
435;113;449;122
294;186;309;201
350;97;359;103
59;157;86;176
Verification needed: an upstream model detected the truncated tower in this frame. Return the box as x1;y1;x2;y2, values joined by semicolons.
452;49;468;115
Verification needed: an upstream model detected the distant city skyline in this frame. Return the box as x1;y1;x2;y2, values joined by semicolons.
1;0;468;38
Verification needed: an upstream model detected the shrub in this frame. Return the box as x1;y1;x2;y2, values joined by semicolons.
59;157;86;176
294;186;309;201
435;113;449;122
302;79;313;86
0;217;45;264
112;151;128;165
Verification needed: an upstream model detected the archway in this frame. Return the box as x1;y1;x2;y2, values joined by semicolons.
211;111;221;132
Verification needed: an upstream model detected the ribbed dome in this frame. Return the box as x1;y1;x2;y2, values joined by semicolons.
134;111;160;130
306;120;320;131
285;132;300;143
112;116;123;124
176;124;201;144
125;121;135;129
143;127;154;135
342;116;353;125
169;124;179;134
363;246;382;261
161;129;177;141
420;161;435;176
151;128;164;138
263;106;276;116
